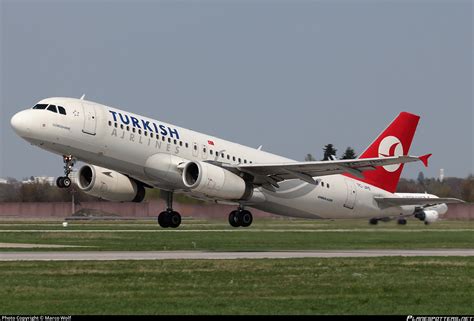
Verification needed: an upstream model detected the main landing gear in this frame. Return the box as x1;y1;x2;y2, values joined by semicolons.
228;207;253;228
157;190;181;228
56;155;75;189
369;217;408;225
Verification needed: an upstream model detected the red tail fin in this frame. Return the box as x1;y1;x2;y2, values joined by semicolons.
347;112;420;193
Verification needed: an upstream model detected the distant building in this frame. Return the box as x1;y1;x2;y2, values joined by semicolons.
22;176;56;186
439;169;445;183
35;176;56;185
0;178;8;184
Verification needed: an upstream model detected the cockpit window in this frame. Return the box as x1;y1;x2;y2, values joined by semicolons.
57;106;66;115
47;105;57;113
32;104;48;110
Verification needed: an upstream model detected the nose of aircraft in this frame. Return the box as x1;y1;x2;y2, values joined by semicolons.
11;110;32;136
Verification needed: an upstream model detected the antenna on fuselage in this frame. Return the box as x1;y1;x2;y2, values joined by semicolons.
80;94;86;100
257;145;263;151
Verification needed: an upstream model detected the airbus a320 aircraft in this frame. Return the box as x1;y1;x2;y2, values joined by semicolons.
11;97;463;228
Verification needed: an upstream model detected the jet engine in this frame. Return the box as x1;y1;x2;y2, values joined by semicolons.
414;210;439;223
182;161;252;200
76;165;145;202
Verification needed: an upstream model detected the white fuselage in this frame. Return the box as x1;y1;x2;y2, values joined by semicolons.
12;97;441;219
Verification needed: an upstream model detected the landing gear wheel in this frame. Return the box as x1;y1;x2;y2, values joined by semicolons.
169;211;181;228
228;209;253;228
240;210;253;227
228;210;240;227
369;218;378;225
397;218;407;225
62;177;72;188
56;177;64;188
158;211;170;228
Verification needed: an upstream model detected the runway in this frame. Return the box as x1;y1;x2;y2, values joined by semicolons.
1;249;473;261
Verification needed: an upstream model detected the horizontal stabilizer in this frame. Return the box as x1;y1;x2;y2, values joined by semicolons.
374;197;464;209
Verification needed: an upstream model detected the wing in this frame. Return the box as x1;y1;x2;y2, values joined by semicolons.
374;197;464;209
223;155;430;187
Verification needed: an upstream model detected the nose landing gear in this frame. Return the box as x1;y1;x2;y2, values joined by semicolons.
56;155;75;189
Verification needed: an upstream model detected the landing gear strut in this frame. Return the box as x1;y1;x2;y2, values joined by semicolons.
228;207;253;228
157;190;181;228
56;155;75;189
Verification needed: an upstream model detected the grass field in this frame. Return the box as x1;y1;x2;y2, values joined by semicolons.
0;218;472;251
0;218;472;314
0;257;472;314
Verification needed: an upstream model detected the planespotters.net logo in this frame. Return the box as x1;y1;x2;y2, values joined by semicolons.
378;135;404;172
407;316;474;321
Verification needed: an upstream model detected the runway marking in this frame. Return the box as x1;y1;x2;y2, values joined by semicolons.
1;249;473;261
0;242;85;248
0;229;472;233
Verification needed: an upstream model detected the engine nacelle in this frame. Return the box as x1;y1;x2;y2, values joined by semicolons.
182;161;252;200
414;210;439;223
76;165;145;202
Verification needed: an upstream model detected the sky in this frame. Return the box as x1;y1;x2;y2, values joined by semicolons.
0;0;472;180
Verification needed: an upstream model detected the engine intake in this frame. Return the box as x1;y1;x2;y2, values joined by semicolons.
182;161;252;200
77;165;145;202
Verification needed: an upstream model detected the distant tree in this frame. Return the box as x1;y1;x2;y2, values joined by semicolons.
341;147;357;159
461;175;474;202
305;154;316;161
322;144;337;161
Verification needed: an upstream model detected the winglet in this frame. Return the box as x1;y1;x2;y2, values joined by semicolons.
418;153;432;167
80;94;86;100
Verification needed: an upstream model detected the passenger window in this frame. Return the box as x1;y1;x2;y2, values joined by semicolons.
114;123;118;128
47;105;57;113
126;126;130;131
185;143;189;148
150;133;153;138
138;129;142;135
244;160;247;164
210;150;213;155
32;104;48;110
179;141;183;146
221;153;224;158
238;158;241;163
108;121;112;126
227;155;230;160
162;136;165;141
57;106;66;115
327;184;330;188
168;138;171;143
203;147;206;153
233;156;236;161
174;139;177;145
120;124;124;130
321;182;325;187
144;131;148;136
194;145;197;150
132;127;136;133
